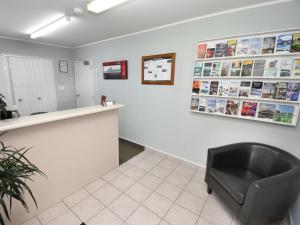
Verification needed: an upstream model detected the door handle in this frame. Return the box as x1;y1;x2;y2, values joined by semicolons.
76;94;80;98
37;97;42;100
18;99;23;102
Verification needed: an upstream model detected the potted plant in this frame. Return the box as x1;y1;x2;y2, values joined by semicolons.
0;94;12;120
0;133;45;225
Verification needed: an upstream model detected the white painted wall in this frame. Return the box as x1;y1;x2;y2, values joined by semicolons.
0;39;76;110
74;1;300;223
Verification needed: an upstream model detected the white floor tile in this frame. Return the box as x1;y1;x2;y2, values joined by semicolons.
156;182;182;201
159;159;178;171
139;150;154;158
192;170;206;184
71;196;104;222
123;166;147;181
110;174;135;191
144;154;163;164
118;162;133;174
85;178;107;193
150;150;167;158
37;202;68;225
125;182;152;203
196;217;214;225
136;159;156;171
173;164;196;178
150;165;172;179
21;218;41;225
103;169;121;181
46;210;80;225
93;183;121;205
108;194;139;220
166;155;181;163
159;221;171;225
166;172;190;188
87;208;122;225
185;180;208;199
126;206;161;225
128;156;144;166
29;153;248;225
143;192;173;218
139;174;162;190
201;196;233;225
176;191;205;215
63;189;90;207
164;204;198;225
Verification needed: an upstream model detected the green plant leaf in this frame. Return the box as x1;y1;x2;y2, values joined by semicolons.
0;197;10;221
0;213;6;225
0;132;46;222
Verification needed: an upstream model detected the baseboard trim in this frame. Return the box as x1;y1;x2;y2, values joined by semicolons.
120;136;294;224
119;136;206;169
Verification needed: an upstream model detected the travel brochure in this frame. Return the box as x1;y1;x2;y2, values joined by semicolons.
190;97;295;125
194;57;300;78
191;80;300;102
192;29;299;126
196;31;300;59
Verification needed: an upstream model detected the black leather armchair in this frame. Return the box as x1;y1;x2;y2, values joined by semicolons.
205;142;300;225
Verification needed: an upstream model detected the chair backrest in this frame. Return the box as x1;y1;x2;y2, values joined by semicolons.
246;143;299;178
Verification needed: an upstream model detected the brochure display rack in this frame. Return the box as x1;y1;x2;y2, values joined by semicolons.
190;28;300;126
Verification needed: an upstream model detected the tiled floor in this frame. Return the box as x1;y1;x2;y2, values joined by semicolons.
22;149;289;225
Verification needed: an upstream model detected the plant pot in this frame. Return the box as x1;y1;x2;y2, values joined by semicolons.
0;111;13;120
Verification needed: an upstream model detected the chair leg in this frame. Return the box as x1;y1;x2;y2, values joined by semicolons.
207;187;212;194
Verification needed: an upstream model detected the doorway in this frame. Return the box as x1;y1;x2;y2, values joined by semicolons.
74;60;95;108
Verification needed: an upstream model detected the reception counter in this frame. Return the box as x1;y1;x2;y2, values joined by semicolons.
0;104;123;225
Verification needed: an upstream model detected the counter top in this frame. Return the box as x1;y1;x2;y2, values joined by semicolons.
0;104;124;132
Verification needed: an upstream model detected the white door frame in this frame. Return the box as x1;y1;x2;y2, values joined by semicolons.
74;60;95;108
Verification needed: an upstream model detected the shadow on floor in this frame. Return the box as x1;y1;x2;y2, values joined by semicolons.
119;138;145;165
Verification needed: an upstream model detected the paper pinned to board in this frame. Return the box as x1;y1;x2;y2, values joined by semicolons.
144;58;172;81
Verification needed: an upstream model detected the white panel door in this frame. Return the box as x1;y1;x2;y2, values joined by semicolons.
8;56;57;116
0;55;13;109
39;59;57;112
30;58;45;113
9;56;35;116
74;61;95;108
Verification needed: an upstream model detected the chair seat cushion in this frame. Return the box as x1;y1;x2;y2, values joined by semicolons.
210;167;262;204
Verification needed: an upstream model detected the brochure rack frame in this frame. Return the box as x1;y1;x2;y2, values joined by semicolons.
190;28;300;126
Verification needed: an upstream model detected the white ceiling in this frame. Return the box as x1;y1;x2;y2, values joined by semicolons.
0;0;286;48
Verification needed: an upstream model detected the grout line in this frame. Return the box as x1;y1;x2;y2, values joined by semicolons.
106;152;175;223
36;216;43;225
34;151;209;225
140;159;179;218
37;201;70;225
160;166;199;224
68;205;84;223
105;163;156;221
195;194;211;225
63;188;92;208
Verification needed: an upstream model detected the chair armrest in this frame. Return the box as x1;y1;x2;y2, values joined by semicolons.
205;143;253;183
239;167;300;225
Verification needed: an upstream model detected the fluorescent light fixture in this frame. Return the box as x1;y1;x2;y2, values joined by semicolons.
87;0;129;13
30;16;71;39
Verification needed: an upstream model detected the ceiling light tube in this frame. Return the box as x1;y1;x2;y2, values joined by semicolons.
87;0;129;13
30;16;71;39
